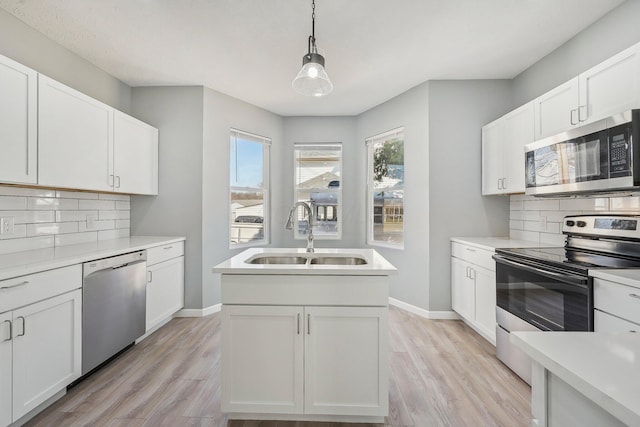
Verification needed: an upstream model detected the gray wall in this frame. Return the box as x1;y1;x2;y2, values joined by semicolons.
130;87;205;309
427;80;512;311
203;87;283;307
357;83;430;309
0;8;130;112
277;117;360;248
512;0;640;107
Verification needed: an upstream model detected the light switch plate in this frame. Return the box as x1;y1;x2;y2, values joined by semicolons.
0;217;14;235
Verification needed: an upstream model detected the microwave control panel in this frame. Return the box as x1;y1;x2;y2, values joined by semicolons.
609;123;632;177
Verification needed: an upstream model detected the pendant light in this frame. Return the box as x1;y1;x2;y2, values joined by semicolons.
292;0;333;97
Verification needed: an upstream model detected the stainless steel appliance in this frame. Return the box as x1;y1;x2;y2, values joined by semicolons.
525;109;640;196
82;251;147;375
493;215;640;384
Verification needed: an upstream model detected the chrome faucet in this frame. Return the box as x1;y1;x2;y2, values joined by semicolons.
285;201;314;252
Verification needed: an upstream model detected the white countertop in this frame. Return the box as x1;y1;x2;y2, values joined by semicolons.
0;236;185;280
590;268;640;289
213;247;397;276
512;331;640;426
451;236;541;251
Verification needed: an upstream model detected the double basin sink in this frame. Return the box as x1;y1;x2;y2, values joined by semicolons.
246;253;368;266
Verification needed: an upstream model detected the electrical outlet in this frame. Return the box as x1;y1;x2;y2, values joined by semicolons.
0;217;14;235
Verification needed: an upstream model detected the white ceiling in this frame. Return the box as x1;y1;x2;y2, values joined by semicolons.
0;0;626;116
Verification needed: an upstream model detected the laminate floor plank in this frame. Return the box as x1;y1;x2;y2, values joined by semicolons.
24;306;530;427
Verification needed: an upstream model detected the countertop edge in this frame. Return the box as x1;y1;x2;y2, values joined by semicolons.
451;237;540;251
589;268;640;289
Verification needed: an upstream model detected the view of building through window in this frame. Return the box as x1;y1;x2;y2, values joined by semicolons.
229;129;270;247
293;143;342;240
367;128;404;248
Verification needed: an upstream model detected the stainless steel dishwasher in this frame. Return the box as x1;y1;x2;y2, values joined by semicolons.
82;250;147;375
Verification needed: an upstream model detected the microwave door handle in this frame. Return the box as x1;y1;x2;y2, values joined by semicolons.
494;255;588;288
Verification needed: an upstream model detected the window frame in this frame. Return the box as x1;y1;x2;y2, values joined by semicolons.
229;128;271;249
366;127;405;250
293;142;343;241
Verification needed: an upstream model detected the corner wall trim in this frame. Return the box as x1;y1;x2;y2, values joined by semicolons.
389;297;459;320
176;303;222;318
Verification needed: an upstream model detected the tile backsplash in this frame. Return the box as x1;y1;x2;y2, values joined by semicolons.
509;193;640;245
0;186;130;255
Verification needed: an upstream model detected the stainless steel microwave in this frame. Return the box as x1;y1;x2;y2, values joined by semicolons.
525;109;640;196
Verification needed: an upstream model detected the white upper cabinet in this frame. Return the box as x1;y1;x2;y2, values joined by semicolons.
0;54;37;185
534;42;640;140
38;74;114;192
482;102;533;195
113;111;159;195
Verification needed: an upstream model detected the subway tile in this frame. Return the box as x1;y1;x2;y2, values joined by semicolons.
55;232;98;247
509;200;523;211
510;194;527;202
98;228;129;241
0;211;55;224
55;190;99;200
540;210;581;223
510;210;524;221
115;220;130;229
558;197;609;211
0;187;55;197
539;232;565;246
0;196;27;210
0;236;54;255
523;219;560;234
523;199;560;211
99;210;130;220
78;199;116;210
510;229;539;243
79;220;115;232
115;200;130;210
609;196;640;212
524;211;540;221
0;225;27;240
27;197;79;210
509;220;524;230
26;222;79;237
99;193;130;201
56;210;98;222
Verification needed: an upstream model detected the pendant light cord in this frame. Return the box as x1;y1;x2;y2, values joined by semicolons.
308;0;316;55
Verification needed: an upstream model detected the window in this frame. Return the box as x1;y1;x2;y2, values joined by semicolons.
293;143;342;240
229;129;270;247
366;128;404;248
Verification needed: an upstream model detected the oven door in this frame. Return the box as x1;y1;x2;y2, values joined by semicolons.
493;255;593;331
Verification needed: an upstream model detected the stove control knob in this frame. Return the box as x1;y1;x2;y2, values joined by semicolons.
577;221;587;227
566;220;575;227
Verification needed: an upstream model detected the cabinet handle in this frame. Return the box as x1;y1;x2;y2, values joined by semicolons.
629;293;640;300
497;178;502;190
502;177;507;190
16;316;25;337
570;109;578;125
297;313;301;335
147;271;153;283
115;176;121;189
307;314;311;335
109;174;115;186
578;105;587;122
0;280;29;290
465;247;476;252
465;266;469;278
470;268;475;280
2;320;11;342
163;246;173;250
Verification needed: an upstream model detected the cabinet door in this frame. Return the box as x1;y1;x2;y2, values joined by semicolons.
474;266;497;343
304;306;388;416
579;43;640;124
0;55;37;185
146;256;184;331
481;119;504;195
0;312;12;427
113;111;159;195
533;77;580;140
594;310;640;333
451;257;475;321
221;305;303;414
12;290;82;421
38;74;113;192
502;102;533;194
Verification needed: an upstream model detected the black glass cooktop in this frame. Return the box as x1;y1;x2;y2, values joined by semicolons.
495;246;640;275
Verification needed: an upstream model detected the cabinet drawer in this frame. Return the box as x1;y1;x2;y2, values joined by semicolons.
451;242;495;271
147;241;184;265
595;310;640;333
0;265;82;313
594;278;640;325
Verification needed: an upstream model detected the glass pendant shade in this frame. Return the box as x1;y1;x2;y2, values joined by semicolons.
292;53;333;97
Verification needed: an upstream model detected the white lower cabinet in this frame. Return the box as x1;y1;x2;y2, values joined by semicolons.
145;242;185;331
0;312;12;427
593;277;640;333
451;241;497;344
221;305;388;417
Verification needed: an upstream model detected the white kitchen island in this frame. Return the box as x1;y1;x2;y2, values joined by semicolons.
512;331;640;427
213;248;396;423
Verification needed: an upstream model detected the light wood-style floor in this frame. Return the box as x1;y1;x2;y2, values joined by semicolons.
25;306;531;427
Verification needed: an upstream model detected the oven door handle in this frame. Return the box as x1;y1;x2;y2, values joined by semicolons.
493;255;588;288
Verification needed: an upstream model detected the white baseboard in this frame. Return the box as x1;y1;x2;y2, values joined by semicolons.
389;297;459;320
176;303;221;318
